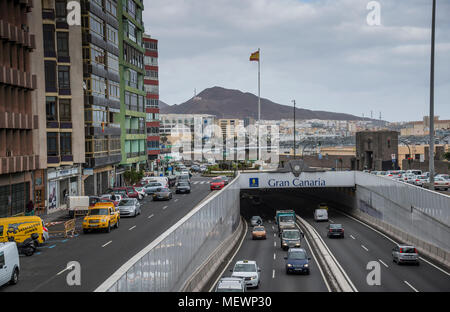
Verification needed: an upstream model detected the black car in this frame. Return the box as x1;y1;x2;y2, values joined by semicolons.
176;181;191;194
327;224;344;238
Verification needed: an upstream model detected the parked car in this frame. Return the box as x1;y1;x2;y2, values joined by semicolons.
413;175;428;187
392;244;419;265
251;226;266;240
0;216;48;246
143;182;165;195
210;178;225;191
427;177;449;191
406;170;422;176
386;170;402;179
153;188;173;201
0;242;20;287
133;186;146;200
113;187;139;199
436;174;450;181
327;223;344;238
215;277;246;292
118;198;141;217
400;173;417;184
175;181;191;194
285;248;311;275
230;260;261;289
250;216;262;226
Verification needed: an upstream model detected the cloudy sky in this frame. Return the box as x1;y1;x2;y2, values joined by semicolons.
142;0;450;122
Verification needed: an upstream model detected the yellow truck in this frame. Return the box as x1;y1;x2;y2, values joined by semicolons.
82;203;120;234
0;216;48;245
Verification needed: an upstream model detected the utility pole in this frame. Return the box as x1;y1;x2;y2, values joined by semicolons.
429;0;436;185
292;100;296;159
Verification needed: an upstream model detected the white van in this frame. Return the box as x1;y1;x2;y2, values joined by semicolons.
314;209;328;222
0;242;20;287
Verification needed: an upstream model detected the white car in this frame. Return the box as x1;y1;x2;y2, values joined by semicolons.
314;209;328;222
400;173;417;184
0;242;20;287
427;177;449;191
230;260;261;288
133;187;146;199
413;175;428;187
436;174;450;181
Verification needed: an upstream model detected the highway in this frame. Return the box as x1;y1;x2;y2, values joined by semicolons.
1;175;213;292
258;190;450;292
211;195;330;292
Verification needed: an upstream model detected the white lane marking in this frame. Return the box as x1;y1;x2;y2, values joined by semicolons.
329;219;334;223
361;245;369;252
268;220;271;223
272;226;274;230
273;253;276;260
379;259;389;268
162;206;168;210
350;234;356;240
273;233;276;237
193;181;199;185
200;181;205;184
56;264;76;276
209;220;248;292
337;210;450;277
129;225;136;231
274;241;276;247
148;214;154;219
102;241;112;248
404;280;419;292
272;269;275;279
174;199;178;202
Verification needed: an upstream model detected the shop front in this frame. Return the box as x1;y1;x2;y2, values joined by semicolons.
46;166;81;214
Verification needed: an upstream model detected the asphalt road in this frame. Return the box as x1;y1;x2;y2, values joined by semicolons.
212;200;330;292
261;191;450;292
1;175;214;292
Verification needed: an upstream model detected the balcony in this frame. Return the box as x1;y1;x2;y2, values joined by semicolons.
127;152;139;159
0;112;37;129
126;129;145;135
0;155;39;175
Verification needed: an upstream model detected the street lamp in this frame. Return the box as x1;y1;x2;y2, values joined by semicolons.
429;0;436;184
292;100;296;159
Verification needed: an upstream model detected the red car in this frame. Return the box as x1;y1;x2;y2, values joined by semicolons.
210;178;225;191
113;187;139;199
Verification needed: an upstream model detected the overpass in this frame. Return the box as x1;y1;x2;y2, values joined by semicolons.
96;160;450;292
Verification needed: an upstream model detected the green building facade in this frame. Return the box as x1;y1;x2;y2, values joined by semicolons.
118;0;147;169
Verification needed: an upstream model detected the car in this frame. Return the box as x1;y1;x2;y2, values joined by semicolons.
314;208;328;222
210;178;225;191
413;175;428;187
386;170;402;179
143;182;165;195
133;186;146;200
318;203;328;210
98;197;119;207
215;277;246;292
392;244;419;265
427;177;449;191
436;174;450;181
118;198;141;217
230;260;261;288
406;170;422;176
327;223;344;238
251;226;266;240
82;203;120;233
218;176;230;185
153;188;173;201
113;187;139;199
250;216;262;226
0;242;20;287
400;173;417;184
285;248;311;275
178;174;191;185
175;181;191;194
280;229;302;250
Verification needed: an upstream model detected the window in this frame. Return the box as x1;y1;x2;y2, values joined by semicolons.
89;13;104;37
91;75;106;97
127;69;138;88
0;251;4;267
145;70;158;79
46;97;57;121
107;53;119;73
146;99;159;108
106;0;117;17
92;0;103;8
59;99;71;122
57;32;69;57
91;44;106;66
58;66;70;90
43;24;55;55
47;132;59;156
45;61;57;91
106;25;119;47
145;84;159;94
127;0;136;19
127;21;136;42
55;0;67;21
60;133;72;156
108;81;120;100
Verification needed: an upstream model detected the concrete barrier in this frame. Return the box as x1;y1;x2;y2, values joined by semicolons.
181;217;245;292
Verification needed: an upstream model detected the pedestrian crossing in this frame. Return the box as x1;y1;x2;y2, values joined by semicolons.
192;181;207;185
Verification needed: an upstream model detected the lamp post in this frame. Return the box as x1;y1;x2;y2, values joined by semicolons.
429;0;436;184
292;100;296;159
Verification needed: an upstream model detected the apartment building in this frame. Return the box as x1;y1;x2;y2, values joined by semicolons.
217;118;244;139
81;0;122;195
143;34;160;168
0;0;38;217
116;0;146;173
29;0;85;212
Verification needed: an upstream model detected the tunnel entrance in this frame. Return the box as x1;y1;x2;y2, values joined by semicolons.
239;187;356;223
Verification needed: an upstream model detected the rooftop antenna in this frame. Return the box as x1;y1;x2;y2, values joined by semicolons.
194;88;197;97
370;110;373;119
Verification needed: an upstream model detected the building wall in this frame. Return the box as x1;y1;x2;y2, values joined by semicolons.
356;131;399;171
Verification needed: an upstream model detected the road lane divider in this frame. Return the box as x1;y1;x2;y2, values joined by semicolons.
404;280;419;292
296;216;357;292
128;225;136;231
361;245;369;252
102;241;112;248
148;214;154;219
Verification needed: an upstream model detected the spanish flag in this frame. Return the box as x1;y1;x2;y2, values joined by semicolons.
249;50;259;62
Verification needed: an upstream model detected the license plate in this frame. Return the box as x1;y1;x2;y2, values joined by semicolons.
89;224;98;227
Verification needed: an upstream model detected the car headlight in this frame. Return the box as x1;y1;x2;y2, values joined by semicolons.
282;242;287;245
251;276;257;280
287;264;292;267
304;264;309;268
295;243;301;246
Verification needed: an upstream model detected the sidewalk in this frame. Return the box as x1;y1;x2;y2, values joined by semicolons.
39;209;71;224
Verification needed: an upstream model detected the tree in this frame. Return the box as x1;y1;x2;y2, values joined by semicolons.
444;152;450;161
123;168;144;185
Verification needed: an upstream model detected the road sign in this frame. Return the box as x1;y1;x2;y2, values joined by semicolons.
391;153;396;160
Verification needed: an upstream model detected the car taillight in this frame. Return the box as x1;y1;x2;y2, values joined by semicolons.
329;229;332;232
414;248;417;253
43;227;48;232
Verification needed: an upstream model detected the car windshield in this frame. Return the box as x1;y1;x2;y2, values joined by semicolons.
253;226;264;232
115;190;127;195
401;247;416;253
158;188;170;193
148;183;161;187
119;200;134;206
418;176;427;179
330;224;343;229
234;263;256;272
280;215;294;222
212;179;222;183
88;209;108;216
288;250;307;260
135;187;142;191
178;182;189;186
283;231;300;239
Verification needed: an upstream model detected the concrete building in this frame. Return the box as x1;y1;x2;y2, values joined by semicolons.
401;116;450;136
217;119;244;139
0;0;38;217
355;130;399;171
118;0;147;172
143;34;160;169
81;0;122;195
31;0;85;213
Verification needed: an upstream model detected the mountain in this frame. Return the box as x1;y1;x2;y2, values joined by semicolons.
160;86;367;121
158;100;170;110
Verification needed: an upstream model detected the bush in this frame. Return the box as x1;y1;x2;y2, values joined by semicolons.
444;152;450;161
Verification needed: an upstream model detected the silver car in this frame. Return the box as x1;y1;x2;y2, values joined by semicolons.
143;182;164;195
215;277;246;292
118;198;141;217
392;244;419;265
250;216;262;226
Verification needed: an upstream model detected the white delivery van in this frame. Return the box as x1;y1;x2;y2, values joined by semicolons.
314;209;328;222
67;196;90;218
0;242;20;287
